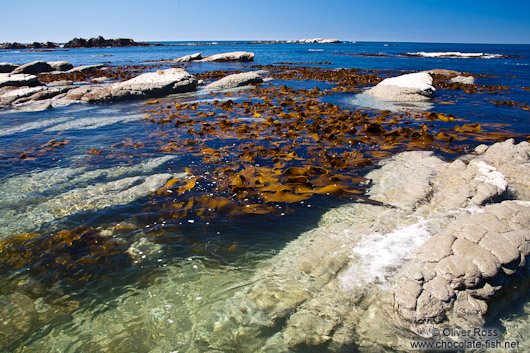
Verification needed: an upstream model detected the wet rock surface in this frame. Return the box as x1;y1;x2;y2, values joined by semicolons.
196;140;530;352
1;53;267;109
204;71;263;90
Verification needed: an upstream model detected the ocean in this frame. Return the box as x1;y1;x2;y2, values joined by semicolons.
0;41;529;352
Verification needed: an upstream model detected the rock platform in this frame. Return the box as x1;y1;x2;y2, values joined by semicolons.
193;139;530;352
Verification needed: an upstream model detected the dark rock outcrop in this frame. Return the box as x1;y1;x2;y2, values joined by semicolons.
64;36;152;48
0;41;58;50
0;62;18;73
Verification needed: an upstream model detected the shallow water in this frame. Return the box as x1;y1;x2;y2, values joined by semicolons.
0;41;529;352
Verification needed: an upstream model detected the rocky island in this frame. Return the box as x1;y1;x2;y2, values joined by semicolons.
0;36;159;50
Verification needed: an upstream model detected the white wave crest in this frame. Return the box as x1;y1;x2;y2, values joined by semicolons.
407;51;503;59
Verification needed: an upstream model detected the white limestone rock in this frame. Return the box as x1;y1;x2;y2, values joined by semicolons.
365;72;435;102
170;52;202;63
0;86;47;106
205;71;263;90
66;68;198;103
1;85;75;107
474;139;530;200
200;51;255;62
366;151;445;211
450;75;475;84
0;73;43;88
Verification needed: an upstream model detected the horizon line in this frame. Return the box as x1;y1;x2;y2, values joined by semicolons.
2;38;530;46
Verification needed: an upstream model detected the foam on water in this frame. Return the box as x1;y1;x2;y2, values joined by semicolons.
339;218;432;289
349;91;434;112
407;51;503;59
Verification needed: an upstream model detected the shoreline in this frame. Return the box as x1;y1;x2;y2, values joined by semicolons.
0;43;529;352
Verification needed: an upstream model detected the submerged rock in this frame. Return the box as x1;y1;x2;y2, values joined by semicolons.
0;155;183;238
201;51;255;62
0;293;39;351
11;60;53;75
205;71;263;90
0;292;77;352
365;72;435;102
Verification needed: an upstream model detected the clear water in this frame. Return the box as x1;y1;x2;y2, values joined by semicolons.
0;42;529;352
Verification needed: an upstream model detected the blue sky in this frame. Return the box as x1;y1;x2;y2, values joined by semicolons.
1;0;529;44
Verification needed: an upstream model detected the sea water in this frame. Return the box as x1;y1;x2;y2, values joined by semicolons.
0;41;529;352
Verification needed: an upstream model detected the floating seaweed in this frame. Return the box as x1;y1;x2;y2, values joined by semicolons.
127;81;526;224
431;74;510;94
490;100;530;111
